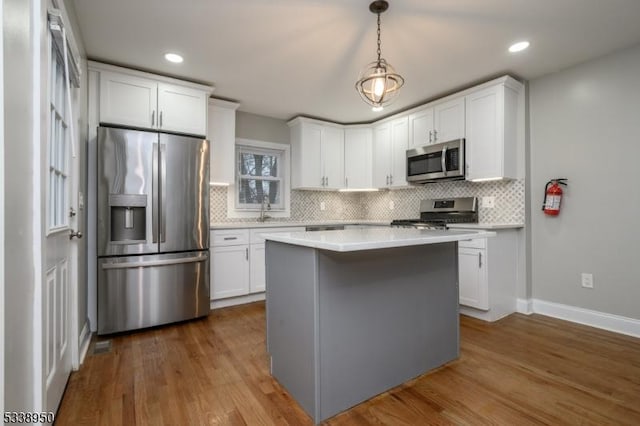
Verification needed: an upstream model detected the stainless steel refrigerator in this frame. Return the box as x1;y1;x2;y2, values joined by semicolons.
97;126;210;334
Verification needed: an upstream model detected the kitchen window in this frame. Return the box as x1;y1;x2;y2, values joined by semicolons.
236;145;285;210
48;30;69;230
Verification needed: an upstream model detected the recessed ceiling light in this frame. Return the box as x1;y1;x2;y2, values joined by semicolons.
164;53;183;63
372;106;384;112
508;41;530;53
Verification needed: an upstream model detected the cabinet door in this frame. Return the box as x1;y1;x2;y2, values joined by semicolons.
390;117;408;187
435;97;465;142
249;243;266;293
211;245;249;300
99;71;157;129
465;86;503;181
408;108;434;147
372;123;391;188
208;101;238;185
458;247;489;310
299;122;324;188
322;126;345;189
344;128;372;189
158;83;207;136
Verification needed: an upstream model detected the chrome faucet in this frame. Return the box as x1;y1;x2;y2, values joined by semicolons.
259;195;271;222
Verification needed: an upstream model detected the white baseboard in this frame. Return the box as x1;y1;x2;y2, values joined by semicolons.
210;292;265;310
78;320;92;367
517;298;640;338
516;298;533;315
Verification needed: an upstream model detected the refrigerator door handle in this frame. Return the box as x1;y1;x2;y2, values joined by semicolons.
152;143;159;243
160;144;167;243
101;253;208;270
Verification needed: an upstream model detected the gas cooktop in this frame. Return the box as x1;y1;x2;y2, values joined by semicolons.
390;197;478;229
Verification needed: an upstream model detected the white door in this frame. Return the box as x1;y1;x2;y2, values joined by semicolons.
157;83;207;136
300;122;323;188
99;70;158;129
211;245;250;299
44;37;79;415
344;128;372;189
458;248;489;310
434;97;465;142
465;86;502;180
321;126;344;189
372;123;391;188
390;117;408;187
249;244;266;293
408;107;434;147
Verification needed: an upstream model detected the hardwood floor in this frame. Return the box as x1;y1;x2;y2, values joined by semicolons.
56;302;640;425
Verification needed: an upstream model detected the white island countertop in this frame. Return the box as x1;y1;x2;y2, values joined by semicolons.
263;228;496;252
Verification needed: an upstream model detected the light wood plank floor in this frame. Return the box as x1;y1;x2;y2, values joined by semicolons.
56;302;640;425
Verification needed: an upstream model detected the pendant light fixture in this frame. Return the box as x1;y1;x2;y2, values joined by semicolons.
355;0;404;112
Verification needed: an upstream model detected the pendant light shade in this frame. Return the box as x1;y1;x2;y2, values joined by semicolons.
355;1;404;111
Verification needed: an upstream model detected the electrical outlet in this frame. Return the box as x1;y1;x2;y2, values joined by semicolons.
320;201;326;211
482;196;495;209
581;273;594;289
389;201;395;210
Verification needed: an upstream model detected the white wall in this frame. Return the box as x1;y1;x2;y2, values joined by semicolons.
3;0;39;412
236;111;290;144
0;0;5;415
529;43;640;320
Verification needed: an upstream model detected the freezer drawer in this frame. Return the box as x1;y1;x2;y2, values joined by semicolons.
98;251;210;334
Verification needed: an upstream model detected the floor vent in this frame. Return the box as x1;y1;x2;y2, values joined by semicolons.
93;340;112;354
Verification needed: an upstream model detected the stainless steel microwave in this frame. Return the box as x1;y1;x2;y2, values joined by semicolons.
406;139;465;184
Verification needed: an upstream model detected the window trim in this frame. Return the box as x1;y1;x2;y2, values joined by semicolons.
226;138;291;219
46;30;70;234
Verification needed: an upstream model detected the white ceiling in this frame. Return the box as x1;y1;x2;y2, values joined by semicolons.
71;0;640;123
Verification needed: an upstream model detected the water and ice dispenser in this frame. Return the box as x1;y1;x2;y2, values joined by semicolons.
108;194;147;242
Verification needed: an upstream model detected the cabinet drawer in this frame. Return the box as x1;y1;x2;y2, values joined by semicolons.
211;229;250;246
458;238;487;249
250;226;305;244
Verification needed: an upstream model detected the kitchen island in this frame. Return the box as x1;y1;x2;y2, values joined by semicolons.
263;227;495;423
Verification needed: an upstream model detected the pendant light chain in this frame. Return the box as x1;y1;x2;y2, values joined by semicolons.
376;12;382;66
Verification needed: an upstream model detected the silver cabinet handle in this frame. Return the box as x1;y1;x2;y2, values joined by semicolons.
159;111;163;128
246;247;249;260
433;129;438;142
390;174;393;185
223;237;237;240
478;252;482;268
69;229;83;240
429;130;432;143
345;176;348;187
326;176;329;186
151;110;155;127
386;175;389;185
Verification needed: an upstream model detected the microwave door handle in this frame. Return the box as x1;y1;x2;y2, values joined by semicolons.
441;146;447;176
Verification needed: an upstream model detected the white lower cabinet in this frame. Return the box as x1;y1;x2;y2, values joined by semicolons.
457;228;519;321
249;244;266;293
211;227;305;302
211;245;250;299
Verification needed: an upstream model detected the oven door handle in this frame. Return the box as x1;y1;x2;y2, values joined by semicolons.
441;146;448;176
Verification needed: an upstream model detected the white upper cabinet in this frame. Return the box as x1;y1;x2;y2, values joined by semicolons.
290;118;344;190
434;97;465;143
344;127;373;189
157;83;208;136
373;117;408;188
207;99;240;185
408;107;434;148
95;63;211;137
465;80;521;181
99;71;157;130
408;97;464;148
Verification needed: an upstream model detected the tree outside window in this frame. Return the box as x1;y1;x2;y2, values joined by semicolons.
236;146;284;210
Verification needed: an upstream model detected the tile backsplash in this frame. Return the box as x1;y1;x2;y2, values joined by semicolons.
210;179;525;224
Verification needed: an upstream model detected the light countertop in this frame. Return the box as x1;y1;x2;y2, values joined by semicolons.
447;223;524;230
210;220;390;230
262;228;495;252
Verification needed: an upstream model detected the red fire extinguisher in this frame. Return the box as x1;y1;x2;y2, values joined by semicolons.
542;178;568;216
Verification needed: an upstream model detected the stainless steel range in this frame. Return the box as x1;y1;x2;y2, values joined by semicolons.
390;197;478;229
